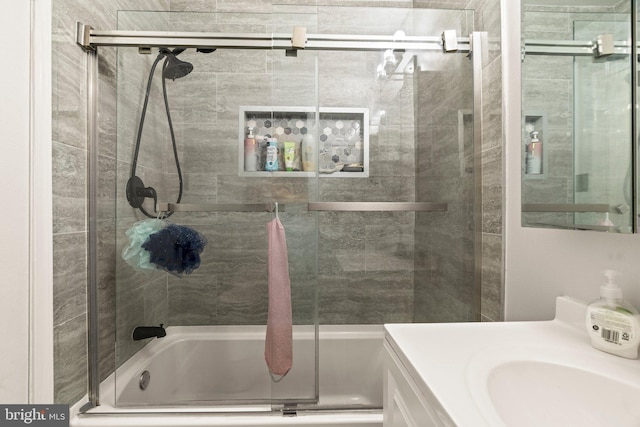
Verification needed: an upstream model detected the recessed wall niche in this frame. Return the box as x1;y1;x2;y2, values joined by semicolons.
239;106;369;178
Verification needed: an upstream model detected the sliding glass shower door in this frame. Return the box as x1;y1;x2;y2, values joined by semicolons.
310;7;477;325
113;9;320;408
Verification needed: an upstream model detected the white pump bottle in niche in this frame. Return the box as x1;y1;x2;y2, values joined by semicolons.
585;270;640;359
244;127;257;172
525;131;542;174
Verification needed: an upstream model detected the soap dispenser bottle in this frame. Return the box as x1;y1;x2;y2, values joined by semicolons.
244;127;257;172
585;270;640;359
525;131;542;175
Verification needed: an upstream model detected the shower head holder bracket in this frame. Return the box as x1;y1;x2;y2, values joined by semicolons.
126;175;156;209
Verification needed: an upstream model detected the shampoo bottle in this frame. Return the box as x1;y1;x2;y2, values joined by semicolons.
586;270;640;359
284;141;296;171
265;138;279;172
302;134;316;172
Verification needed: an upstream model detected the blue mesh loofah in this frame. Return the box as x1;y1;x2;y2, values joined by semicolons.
142;224;207;276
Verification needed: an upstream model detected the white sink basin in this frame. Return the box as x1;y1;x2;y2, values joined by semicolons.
466;335;640;427
486;360;640;427
385;297;640;427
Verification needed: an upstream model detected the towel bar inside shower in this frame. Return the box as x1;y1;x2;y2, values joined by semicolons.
157;202;447;213
307;202;448;212
157;202;284;213
521;203;610;213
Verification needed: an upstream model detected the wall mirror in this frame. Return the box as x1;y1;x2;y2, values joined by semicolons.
521;0;635;233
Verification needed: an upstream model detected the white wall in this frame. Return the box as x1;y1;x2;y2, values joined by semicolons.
0;0;53;403
503;0;640;321
0;0;32;403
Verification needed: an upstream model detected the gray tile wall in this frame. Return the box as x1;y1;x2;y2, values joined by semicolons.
470;0;504;322
615;1;630;13
412;0;504;322
114;10;177;367
139;5;422;327
521;9;576;229
412;37;475;322
52;0;170;404
316;7;418;324
414;0;504;321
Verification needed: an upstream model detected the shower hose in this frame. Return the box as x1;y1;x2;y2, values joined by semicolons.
129;51;184;219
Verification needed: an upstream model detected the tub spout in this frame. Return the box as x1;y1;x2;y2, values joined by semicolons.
132;324;167;341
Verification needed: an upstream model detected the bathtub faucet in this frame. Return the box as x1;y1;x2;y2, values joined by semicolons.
132;324;167;341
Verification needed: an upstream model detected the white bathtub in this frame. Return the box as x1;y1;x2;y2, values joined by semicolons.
71;325;383;427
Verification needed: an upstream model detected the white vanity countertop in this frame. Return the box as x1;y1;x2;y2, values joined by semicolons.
384;297;640;427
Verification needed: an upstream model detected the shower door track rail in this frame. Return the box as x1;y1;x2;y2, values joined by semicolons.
523;39;631;57
76;23;471;53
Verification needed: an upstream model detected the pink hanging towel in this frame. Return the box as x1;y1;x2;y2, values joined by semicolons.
265;217;293;381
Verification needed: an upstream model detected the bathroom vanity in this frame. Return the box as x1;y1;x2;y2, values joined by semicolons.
383;297;640;426
383;337;454;426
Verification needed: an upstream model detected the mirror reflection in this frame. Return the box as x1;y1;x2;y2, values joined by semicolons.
521;1;634;233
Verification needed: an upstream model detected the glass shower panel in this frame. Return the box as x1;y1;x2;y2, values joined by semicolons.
573;19;633;231
411;10;475;323
310;7;476;326
114;10;319;408
267;9;320;406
